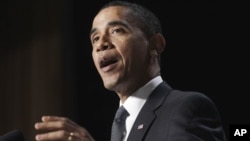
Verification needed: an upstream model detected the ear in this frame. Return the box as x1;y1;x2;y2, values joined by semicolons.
149;33;166;56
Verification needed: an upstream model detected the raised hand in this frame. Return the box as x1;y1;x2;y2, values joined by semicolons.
34;116;95;141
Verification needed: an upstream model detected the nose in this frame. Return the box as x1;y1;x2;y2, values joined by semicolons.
96;35;112;52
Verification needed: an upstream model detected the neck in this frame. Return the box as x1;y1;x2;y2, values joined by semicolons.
117;73;160;104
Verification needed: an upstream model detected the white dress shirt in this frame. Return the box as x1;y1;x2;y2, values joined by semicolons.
120;76;163;141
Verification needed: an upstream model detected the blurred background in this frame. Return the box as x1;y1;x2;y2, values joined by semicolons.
0;0;248;141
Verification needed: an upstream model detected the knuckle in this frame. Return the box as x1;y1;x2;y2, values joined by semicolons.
58;121;68;128
59;130;68;138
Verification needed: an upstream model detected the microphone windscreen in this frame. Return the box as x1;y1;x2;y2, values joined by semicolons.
0;130;24;141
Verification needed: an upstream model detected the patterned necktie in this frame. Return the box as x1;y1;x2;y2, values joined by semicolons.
111;106;129;141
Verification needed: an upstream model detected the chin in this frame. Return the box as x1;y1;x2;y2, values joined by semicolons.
101;73;121;90
102;80;117;91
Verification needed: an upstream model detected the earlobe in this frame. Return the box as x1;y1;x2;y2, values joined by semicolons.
151;50;158;56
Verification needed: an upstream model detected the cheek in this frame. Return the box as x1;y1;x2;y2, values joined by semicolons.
120;45;144;70
115;35;148;65
130;41;148;59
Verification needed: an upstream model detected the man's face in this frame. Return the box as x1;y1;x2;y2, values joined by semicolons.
90;6;151;94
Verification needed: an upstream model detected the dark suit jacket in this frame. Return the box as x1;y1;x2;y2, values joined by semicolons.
127;81;227;141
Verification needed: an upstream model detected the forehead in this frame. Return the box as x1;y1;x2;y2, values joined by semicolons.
92;6;131;27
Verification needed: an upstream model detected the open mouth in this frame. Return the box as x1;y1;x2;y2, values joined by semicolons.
100;58;118;69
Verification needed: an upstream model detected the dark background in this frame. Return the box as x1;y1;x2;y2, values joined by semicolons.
0;0;249;141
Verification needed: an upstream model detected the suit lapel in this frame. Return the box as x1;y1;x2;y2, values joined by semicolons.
127;107;155;141
127;82;172;141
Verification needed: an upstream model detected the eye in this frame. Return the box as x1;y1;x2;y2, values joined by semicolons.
92;36;100;43
111;27;125;34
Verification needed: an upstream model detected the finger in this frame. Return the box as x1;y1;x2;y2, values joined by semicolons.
41;115;67;122
35;120;74;131
41;116;78;126
35;130;70;141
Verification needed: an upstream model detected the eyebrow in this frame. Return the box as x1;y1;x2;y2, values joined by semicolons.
89;20;129;37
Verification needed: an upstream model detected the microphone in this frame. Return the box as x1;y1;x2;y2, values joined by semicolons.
0;130;25;141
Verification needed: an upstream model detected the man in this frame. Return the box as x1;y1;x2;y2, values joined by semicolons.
34;1;227;141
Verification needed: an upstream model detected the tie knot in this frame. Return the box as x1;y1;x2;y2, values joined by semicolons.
114;106;129;123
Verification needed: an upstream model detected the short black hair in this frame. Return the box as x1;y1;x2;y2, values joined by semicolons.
100;0;162;38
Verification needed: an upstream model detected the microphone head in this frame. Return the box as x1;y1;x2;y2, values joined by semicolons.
0;130;25;141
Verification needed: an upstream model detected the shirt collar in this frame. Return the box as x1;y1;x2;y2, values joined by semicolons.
121;76;163;118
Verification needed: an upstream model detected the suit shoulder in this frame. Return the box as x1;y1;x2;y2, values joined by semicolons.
165;89;220;114
158;82;213;103
170;89;214;104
